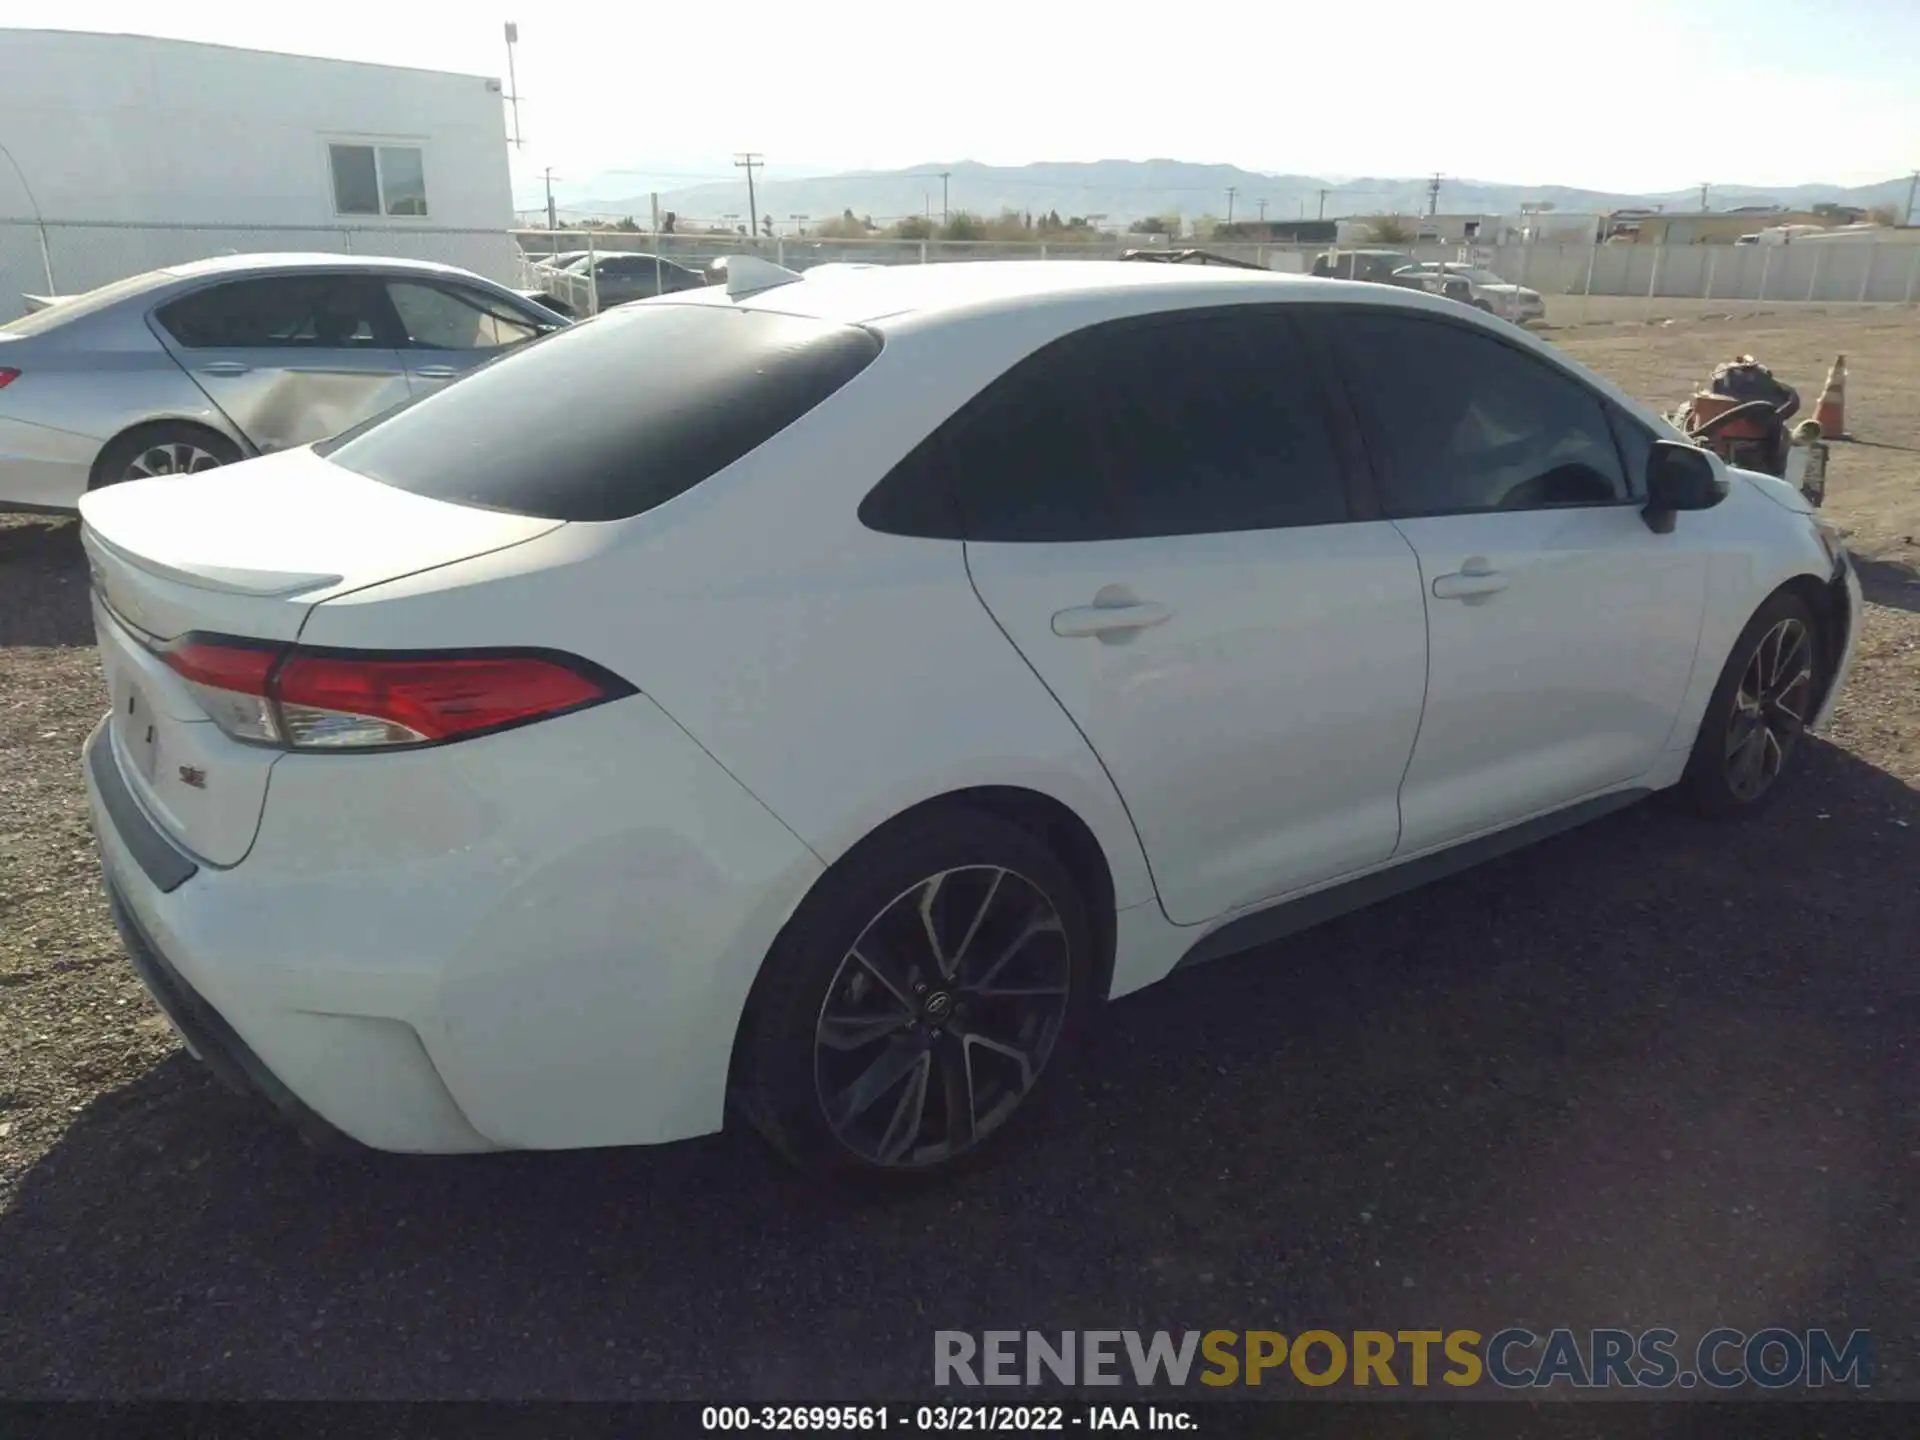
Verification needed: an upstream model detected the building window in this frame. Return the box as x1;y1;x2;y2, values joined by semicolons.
329;143;429;217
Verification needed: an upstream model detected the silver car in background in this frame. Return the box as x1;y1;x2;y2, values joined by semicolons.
0;253;567;512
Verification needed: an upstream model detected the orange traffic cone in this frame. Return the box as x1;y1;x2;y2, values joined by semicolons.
1813;355;1846;439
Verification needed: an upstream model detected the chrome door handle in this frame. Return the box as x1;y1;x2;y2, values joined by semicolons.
412;365;459;379
199;361;250;375
1052;601;1173;638
1432;560;1509;601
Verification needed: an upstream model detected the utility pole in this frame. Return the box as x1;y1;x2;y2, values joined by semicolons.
1699;182;1710;211
1426;173;1443;217
1225;186;1238;223
502;23;524;148
1317;187;1329;219
541;167;557;232
938;170;952;226
1257;198;1268;222
1905;169;1919;226
734;152;763;246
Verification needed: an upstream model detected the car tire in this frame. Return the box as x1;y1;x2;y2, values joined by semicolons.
1676;590;1822;819
1472;299;1495;313
92;422;242;489
732;806;1097;1186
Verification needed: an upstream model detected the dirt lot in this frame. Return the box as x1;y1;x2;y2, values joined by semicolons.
1;306;1916;1401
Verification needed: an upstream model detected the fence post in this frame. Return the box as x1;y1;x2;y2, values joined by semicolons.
1703;247;1716;304
1907;245;1920;306
587;230;598;315
34;223;55;293
1580;242;1597;325
1758;243;1772;304
1806;242;1824;303
1644;242;1663;322
776;237;785;267
1856;241;1876;304
920;240;929;265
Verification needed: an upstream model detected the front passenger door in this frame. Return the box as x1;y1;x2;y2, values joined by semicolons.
1314;308;1708;854
385;280;547;396
952;308;1430;926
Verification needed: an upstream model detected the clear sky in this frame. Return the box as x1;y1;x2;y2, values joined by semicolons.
26;0;1920;192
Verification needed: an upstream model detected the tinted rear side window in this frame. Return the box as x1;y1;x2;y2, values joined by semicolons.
866;308;1349;543
318;304;881;521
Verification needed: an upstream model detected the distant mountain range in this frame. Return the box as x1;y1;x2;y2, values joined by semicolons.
520;159;1916;229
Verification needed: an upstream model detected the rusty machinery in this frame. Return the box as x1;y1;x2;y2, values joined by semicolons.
1670;355;1829;507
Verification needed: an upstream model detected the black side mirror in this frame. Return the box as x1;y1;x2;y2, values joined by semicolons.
1642;440;1728;533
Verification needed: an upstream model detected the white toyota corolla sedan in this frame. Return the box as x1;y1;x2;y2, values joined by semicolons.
79;259;1861;1182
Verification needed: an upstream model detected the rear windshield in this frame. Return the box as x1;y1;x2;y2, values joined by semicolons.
317;303;882;521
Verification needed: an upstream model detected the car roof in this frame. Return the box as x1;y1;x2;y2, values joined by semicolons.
711;259;1418;329
159;252;477;282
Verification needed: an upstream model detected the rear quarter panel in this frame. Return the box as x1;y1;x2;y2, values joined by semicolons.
301;308;1162;916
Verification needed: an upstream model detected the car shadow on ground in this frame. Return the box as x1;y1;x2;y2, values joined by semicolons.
1853;555;1920;615
0;517;92;648
3;739;1915;1400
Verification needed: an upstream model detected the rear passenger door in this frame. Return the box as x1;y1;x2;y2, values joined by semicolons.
950;306;1430;926
383;279;548;395
1311;307;1707;853
152;273;412;452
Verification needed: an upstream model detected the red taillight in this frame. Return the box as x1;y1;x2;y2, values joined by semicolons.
162;637;280;694
0;367;20;389
159;636;285;744
276;651;617;747
158;634;630;751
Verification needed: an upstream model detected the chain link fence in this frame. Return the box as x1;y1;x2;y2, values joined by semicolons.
514;227;1920;325
5;217;1915;329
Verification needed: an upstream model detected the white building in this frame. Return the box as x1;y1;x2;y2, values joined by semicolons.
0;29;516;320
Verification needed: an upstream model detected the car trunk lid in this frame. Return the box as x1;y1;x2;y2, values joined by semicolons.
79;447;565;866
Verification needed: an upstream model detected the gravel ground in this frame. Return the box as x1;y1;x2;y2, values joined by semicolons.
1;307;1916;1401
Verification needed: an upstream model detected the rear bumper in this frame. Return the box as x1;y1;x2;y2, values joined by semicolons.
101;865;359;1152
81;693;826;1155
86;724;351;1138
83;718;500;1154
0;414;96;511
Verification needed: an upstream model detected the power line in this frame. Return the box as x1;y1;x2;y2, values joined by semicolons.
734;152;764;242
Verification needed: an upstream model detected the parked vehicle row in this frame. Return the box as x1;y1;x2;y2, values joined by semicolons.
0;255;568;512
75;258;1859;1185
1308;248;1545;323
